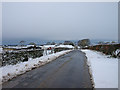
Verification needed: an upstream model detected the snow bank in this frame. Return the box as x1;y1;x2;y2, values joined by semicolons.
81;49;118;88
0;50;72;84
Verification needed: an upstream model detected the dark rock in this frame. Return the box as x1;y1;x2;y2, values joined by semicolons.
64;41;74;46
78;39;90;48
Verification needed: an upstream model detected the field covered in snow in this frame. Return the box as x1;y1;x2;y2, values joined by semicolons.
81;49;118;88
0;50;72;84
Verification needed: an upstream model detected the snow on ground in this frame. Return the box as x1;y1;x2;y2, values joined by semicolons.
0;47;2;53
0;50;72;84
5;45;74;50
4;45;38;50
6;46;28;49
56;45;74;48
81;49;118;88
42;45;74;49
42;45;55;49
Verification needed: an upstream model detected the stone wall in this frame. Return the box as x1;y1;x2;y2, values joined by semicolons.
54;48;71;53
83;44;120;58
2;49;44;66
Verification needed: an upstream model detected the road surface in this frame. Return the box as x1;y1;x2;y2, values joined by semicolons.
3;50;93;88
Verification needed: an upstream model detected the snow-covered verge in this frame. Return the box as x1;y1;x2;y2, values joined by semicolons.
0;50;72;84
81;49;118;88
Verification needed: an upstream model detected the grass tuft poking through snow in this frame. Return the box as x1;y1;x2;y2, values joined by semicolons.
81;49;118;88
0;50;72;84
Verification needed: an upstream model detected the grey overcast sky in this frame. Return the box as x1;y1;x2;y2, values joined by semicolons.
2;2;118;41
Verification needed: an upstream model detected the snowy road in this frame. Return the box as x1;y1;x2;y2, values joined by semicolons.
2;50;92;88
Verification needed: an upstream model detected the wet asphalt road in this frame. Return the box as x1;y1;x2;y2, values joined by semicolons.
3;50;93;88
